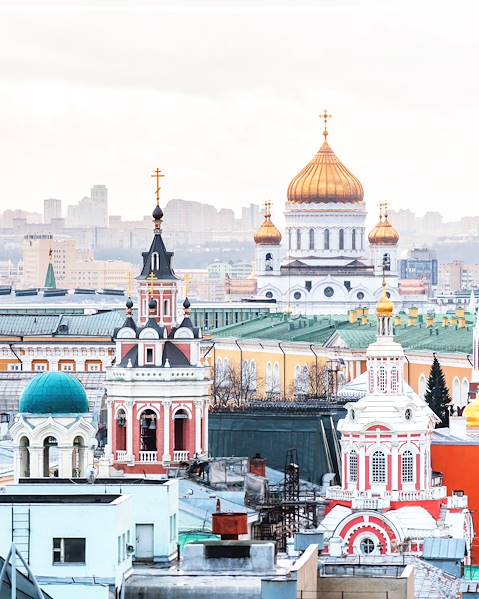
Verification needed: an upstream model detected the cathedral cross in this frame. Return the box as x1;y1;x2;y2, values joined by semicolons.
151;168;164;206
148;271;156;297
320;109;332;139
264;200;272;218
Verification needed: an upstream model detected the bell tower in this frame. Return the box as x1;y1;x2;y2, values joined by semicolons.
137;168;178;327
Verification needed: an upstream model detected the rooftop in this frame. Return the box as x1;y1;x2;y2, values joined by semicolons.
0;494;121;504
211;312;474;354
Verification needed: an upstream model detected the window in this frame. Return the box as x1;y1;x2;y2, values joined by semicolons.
53;538;86;564
357;291;364;300
339;229;344;250
359;537;375;555
164;299;170;316
296;229;301;250
293;291;301;300
265;252;273;271
87;363;100;372
349;450;358;482
368;368;374;393
34;363;46;372
352;229;357;250
324;286;334;298
391;366;399;392
60;363;74;372
8;364;20;371
151;251;160;271
309;228;315;250
378;366;386;392
305;280;312;292
288;228;292;250
265;291;273;299
324;229;330;250
402;450;414;483
145;347;154;364
371;451;386;483
169;513;177;541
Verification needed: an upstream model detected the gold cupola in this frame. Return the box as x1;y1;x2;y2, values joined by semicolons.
464;399;479;436
376;281;394;318
254;201;282;245
287;110;364;205
368;203;400;245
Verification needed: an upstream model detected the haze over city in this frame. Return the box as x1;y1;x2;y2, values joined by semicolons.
1;0;478;221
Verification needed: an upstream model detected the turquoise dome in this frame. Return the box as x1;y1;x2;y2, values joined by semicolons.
19;372;89;414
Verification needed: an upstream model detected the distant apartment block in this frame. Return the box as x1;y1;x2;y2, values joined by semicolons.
67;185;108;228
43;198;62;224
400;248;438;287
438;260;479;294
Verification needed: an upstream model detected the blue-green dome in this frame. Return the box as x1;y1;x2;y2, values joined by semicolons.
19;372;89;414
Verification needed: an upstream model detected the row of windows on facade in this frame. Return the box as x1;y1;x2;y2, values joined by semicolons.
368;366;400;394
348;450;415;484
215;358;281;393
8;361;102;372
287;228;364;251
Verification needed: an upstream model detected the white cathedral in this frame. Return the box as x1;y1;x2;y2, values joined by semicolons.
254;113;425;314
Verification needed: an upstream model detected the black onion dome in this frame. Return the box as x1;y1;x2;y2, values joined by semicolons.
183;297;191;309
126;297;133;309
148;298;157;310
152;205;164;220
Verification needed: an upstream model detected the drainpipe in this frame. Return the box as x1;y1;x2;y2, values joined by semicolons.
278;341;286;400
235;340;243;403
309;344;319;397
404;352;410;386
467;354;473;368
9;343;22;371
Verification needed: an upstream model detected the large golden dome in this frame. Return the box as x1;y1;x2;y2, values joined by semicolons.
464;399;479;435
287;114;364;205
254;202;282;245
368;208;400;245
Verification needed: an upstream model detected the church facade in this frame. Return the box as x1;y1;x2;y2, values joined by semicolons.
103;179;211;475
254;113;423;314
319;286;473;558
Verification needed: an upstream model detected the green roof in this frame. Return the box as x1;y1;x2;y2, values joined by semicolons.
44;262;56;289
211;313;474;355
19;372;89;414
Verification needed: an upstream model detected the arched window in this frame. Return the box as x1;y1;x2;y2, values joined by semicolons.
324;229;330;250
418;374;427;399
349;450;358;483
266;362;273;393
265;252;273;271
390;366;399;393
402;450;414;483
352;229;356;250
302;365;309;395
173;409;189;452
288;229;292;250
249;361;257;391
296;229;301;250
452;377;460;406
309;228;315;250
339;229;344;250
371;450;386;483
378;365;386;392
273;362;281;395
295;365;302;395
139;409;157;452
151;251;160;271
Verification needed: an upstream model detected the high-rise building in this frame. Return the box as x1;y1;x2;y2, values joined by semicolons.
399;248;438;287
66;185;108;228
90;184;108;227
43;198;62;224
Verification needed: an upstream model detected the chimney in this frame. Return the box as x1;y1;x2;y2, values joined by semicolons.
212;512;249;540
249;453;266;478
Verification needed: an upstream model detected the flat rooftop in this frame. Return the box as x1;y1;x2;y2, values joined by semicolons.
0;494;121;504
19;477;168;485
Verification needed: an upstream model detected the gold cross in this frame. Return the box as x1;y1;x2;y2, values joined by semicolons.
148;271;155;296
320;109;332;138
151;168;164;206
379;200;389;220
264;200;271;218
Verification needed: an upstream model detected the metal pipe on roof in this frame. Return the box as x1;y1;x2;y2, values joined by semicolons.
278;341;286;400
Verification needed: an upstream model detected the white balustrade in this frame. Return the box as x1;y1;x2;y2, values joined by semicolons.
326;485;447;504
173;450;190;462
139;451;158;463
116;450;128;462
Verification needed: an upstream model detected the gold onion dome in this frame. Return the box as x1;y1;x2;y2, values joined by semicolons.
376;282;394;318
254;202;282;245
287;110;364;205
464;399;479;434
368;206;400;245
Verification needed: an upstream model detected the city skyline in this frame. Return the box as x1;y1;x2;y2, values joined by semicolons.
1;0;479;221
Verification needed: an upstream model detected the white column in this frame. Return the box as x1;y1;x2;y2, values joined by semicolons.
194;401;202;455
162;402;171;462
159;290;164;324
58;446;72;477
359;445;366;492
391;442;399;491
203;400;209;456
419;443;425;490
105;399;113;460
126;402;134;462
29;447;43;478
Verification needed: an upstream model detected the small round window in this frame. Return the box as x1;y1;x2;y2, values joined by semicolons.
386;291;391;299
324;286;334;298
357;291;365;300
265;291;273;299
405;408;412;421
360;537;375;555
293;291;301;300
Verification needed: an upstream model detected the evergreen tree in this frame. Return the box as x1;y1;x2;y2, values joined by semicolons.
424;356;451;428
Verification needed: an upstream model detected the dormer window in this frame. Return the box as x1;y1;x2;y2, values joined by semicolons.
145;347;154;365
151;252;160;271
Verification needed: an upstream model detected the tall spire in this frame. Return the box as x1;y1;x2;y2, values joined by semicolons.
44;248;56;289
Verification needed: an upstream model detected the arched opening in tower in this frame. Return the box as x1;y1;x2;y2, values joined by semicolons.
43;435;58;477
72;435;86;477
174;409;189;451
140;409;157;451
19;435;30;478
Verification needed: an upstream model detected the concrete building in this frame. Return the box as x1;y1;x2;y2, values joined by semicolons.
43;199;62;225
439;260;479;294
22;235;82;288
400;248;438;289
66;185;108;229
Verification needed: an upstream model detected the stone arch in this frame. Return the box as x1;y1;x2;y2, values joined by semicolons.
18;435;30;478
462;378;470;408
139;408;158;452
452;376;461;406
333;511;402;555
418;374;427;399
72;435;87;478
311;280;348;302
43;435;59;477
173;408;191;453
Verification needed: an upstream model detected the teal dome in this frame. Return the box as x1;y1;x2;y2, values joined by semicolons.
19;372;89;414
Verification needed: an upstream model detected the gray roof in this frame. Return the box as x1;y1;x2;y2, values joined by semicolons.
422;537;466;560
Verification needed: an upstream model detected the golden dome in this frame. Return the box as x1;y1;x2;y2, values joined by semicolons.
287;113;364;205
368;207;400;245
254;202;282;245
376;282;394;318
464;399;479;434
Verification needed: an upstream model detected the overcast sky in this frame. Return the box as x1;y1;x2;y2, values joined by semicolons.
1;0;478;225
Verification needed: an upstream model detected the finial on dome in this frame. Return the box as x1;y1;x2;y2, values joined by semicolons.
368;201;400;245
151;168;165;229
126;296;133;314
148;298;157;314
183;296;191;315
264;200;271;219
320;108;332;140
376;280;394;318
254;201;282;245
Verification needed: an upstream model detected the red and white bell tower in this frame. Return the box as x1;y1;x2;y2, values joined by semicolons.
103;172;210;475
320;283;474;558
